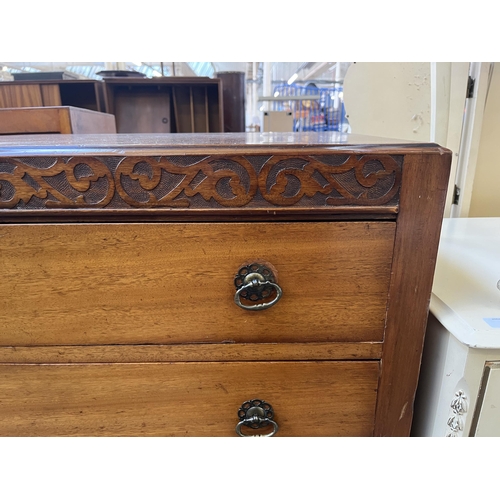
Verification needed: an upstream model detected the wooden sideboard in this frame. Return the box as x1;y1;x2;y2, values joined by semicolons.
0;132;451;436
102;77;223;133
0;80;106;112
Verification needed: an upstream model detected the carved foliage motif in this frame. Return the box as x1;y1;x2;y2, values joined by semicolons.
0;158;114;209
0;154;401;210
446;390;468;437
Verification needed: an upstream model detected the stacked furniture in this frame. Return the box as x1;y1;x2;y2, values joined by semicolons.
0;77;224;134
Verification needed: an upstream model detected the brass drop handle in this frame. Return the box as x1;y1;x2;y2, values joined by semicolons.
234;263;283;311
235;399;279;437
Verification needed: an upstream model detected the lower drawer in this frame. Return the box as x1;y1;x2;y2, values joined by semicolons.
0;361;379;436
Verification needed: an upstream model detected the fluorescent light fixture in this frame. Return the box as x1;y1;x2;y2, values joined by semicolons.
133;62;143;67
152;70;162;77
2;66;7;71
274;91;279;97
287;73;298;85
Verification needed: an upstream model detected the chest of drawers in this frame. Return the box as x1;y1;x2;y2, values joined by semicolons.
0;132;451;436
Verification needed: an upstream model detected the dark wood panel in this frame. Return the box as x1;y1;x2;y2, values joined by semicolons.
374;151;452;436
0;361;379;436
114;88;171;133
58;82;101;112
103;78;223;133
192;85;208;132
172;85;193;132
207;84;222;132
217;71;245;132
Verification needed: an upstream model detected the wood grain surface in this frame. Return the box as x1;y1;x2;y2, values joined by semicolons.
0;107;116;135
8;84;43;107
0;222;395;346
374;151;451;436
40;84;62;107
0;87;12;108
0;361;379;436
0;342;383;363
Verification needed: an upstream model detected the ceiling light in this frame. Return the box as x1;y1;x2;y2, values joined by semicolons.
152;70;162;77
274;91;279;97
287;73;298;85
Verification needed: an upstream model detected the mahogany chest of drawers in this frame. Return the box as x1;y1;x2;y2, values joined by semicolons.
0;132;451;436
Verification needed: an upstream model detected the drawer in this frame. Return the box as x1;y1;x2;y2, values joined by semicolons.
0;361;379;436
0;221;395;346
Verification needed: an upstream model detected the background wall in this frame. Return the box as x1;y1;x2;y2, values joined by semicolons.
343;62;432;141
469;63;500;217
342;62;476;218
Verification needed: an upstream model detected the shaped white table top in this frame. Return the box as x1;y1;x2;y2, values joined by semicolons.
430;217;500;348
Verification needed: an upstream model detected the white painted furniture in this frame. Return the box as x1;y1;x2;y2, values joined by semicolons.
412;217;500;437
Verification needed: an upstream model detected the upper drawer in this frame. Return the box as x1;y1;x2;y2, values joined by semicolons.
0;221;395;346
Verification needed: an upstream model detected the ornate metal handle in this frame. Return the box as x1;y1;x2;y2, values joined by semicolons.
234;263;283;311
235;399;279;437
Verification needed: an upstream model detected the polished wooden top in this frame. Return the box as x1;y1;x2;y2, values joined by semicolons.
0;132;446;156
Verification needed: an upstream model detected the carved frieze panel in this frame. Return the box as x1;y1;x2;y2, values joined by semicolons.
0;154;402;211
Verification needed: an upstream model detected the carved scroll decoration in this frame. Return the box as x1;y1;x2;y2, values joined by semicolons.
259;154;401;206
114;156;258;208
0;158;114;208
0;154;402;210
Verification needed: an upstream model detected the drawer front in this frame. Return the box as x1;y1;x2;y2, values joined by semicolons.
0;222;395;346
0;361;379;436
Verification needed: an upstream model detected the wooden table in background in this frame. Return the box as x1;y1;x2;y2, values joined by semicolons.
0;106;116;135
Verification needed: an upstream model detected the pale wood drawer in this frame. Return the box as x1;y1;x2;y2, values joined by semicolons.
0;361;379;437
0;221;395;346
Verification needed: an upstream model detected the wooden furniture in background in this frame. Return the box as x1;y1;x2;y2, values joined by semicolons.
0;133;451;436
216;71;246;132
0;80;106;112
103;77;223;133
0;107;116;135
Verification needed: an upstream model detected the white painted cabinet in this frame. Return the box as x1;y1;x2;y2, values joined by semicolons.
412;218;500;437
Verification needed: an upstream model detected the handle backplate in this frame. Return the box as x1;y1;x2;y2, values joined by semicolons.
236;399;279;437
234;263;282;311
